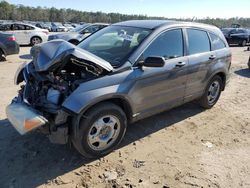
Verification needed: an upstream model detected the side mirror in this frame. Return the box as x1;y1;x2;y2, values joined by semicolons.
143;56;165;67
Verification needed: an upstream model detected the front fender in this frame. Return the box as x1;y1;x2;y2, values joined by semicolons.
62;84;133;115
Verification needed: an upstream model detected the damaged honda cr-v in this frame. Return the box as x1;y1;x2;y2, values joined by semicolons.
6;20;231;158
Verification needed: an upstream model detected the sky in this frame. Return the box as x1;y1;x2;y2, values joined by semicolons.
7;0;250;19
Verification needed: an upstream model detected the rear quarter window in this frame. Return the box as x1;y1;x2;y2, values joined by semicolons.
187;29;210;55
209;33;226;50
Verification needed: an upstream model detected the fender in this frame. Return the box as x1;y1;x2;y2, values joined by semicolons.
62;83;134;115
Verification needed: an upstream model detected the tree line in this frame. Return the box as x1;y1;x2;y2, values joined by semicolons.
0;0;250;28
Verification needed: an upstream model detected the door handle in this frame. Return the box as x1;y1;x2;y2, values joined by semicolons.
209;55;216;60
175;61;186;67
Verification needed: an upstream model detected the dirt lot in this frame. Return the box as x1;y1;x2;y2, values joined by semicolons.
0;46;250;188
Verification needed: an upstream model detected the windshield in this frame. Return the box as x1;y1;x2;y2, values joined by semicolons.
53;23;63;26
78;25;151;68
71;24;90;32
64;24;72;27
221;28;231;34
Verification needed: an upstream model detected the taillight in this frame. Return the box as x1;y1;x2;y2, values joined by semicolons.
7;36;16;41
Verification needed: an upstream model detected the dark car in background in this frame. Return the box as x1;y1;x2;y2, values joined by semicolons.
6;20;231;158
48;23;108;45
0;32;19;61
221;28;250;46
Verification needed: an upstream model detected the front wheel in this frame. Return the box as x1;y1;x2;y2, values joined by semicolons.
199;76;223;109
71;102;127;158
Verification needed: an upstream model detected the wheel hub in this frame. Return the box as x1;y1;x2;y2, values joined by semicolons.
207;80;220;104
87;115;120;151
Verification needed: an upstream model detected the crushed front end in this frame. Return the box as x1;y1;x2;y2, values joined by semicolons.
6;40;112;144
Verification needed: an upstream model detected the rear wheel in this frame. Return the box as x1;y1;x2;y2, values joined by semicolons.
30;36;42;46
248;56;250;69
199;76;223;109
241;40;247;47
0;49;5;61
71;102;127;158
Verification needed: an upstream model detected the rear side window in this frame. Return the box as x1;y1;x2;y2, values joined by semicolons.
0;24;11;31
143;29;184;60
209;33;226;50
187;29;210;55
25;25;35;30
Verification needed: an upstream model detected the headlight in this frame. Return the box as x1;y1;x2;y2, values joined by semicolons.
14;62;27;85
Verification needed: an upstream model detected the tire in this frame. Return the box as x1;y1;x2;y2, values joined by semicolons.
199;76;223;109
71;102;127;158
0;49;5;61
30;36;42;46
241;40;247;47
248;56;250;69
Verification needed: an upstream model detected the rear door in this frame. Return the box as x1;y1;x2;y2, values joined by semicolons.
12;24;28;44
184;28;215;102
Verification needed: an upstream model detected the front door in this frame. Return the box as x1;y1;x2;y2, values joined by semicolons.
130;29;188;119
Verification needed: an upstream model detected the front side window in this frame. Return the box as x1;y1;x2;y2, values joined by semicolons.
187;29;210;55
209;33;226;50
78;26;151;68
12;24;26;30
142;29;184;60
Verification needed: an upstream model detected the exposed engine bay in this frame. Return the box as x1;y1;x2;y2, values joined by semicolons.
19;57;104;114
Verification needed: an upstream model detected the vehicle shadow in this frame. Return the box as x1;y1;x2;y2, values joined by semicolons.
19;54;32;60
0;102;204;187
234;68;250;78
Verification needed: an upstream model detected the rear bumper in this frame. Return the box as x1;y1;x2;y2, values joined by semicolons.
6;102;48;135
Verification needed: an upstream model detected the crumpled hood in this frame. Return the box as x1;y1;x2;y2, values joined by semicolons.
30;39;113;72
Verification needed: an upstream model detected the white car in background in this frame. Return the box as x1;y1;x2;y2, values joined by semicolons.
0;23;49;46
51;22;68;32
63;23;74;31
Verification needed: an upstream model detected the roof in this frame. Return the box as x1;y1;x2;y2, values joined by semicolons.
113;20;218;31
113;20;178;29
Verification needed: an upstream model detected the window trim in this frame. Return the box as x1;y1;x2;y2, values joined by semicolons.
133;27;186;66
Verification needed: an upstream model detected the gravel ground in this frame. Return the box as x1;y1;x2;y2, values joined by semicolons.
0;46;249;188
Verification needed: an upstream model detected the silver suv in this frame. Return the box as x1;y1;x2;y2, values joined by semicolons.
6;20;231;158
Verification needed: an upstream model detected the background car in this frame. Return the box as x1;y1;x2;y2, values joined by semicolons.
221;28;250;46
0;32;19;61
0;23;49;46
35;22;52;32
63;23;74;31
51;22;67;32
48;23;108;45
